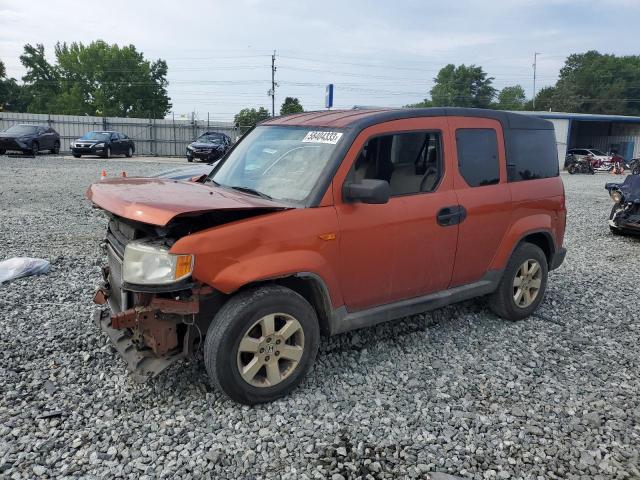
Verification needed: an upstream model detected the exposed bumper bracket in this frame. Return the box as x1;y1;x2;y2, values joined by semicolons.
92;310;184;383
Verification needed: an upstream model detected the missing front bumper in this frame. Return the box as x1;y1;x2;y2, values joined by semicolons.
92;309;185;383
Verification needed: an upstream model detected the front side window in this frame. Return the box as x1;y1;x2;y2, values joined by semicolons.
211;126;343;203
350;131;442;195
456;129;500;187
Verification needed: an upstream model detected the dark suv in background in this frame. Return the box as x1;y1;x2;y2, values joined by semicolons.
186;132;232;162
0;124;61;155
71;131;135;158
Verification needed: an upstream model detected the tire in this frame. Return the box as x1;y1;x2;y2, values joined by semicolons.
204;285;320;405
568;165;576;174
103;146;111;159
187;155;193;163
72;153;81;158
0;148;5;155
51;141;60;154
31;142;39;156
488;243;548;321
126;146;133;158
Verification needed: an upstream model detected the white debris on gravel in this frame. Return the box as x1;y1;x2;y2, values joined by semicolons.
1;156;639;480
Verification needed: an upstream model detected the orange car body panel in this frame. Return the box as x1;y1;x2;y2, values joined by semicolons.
86;177;289;227
170;207;345;308
330;118;458;310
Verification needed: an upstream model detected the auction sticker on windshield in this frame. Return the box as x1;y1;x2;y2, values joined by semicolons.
301;131;343;144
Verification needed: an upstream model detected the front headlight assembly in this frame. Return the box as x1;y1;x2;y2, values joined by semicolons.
94;142;105;148
610;189;624;204
122;241;194;285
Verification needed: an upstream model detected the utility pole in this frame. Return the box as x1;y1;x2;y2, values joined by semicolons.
270;50;277;116
532;52;540;110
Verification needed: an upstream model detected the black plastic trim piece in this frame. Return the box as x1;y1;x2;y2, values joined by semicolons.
549;247;567;271
327;270;503;335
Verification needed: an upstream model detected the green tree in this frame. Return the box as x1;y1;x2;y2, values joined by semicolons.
19;44;61;113
404;99;433;108
280;97;304;115
19;41;171;117
0;59;29;112
430;64;496;108
234;107;271;133
524;86;557;111
495;85;526;110
529;51;640;115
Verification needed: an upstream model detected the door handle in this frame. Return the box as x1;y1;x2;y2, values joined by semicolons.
437;205;467;226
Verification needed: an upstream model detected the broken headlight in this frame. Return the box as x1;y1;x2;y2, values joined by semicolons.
609;189;624;204
122;241;193;285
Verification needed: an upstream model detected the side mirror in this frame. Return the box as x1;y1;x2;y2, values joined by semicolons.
343;179;390;204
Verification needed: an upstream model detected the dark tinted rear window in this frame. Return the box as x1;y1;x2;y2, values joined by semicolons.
456;129;500;187
508;129;559;181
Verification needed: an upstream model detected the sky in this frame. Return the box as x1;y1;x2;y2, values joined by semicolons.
1;0;639;122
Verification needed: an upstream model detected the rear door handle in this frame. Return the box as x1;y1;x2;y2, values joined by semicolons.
437;205;467;226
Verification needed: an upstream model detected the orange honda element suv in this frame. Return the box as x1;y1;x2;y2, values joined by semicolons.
88;108;566;404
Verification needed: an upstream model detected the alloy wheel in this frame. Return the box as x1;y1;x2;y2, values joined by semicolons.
236;313;305;388
513;259;542;308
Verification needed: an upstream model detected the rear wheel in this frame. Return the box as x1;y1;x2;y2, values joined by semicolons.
51;141;60;154
489;243;548;321
204;285;320;405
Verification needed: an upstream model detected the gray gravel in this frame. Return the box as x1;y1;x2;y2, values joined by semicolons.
1;155;639;479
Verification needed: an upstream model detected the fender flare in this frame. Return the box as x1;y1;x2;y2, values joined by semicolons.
489;215;557;271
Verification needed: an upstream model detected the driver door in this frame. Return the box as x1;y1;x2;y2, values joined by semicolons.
332;118;459;311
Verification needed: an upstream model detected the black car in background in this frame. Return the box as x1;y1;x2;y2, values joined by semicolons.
186;132;232;162
0;124;61;155
71;131;135;158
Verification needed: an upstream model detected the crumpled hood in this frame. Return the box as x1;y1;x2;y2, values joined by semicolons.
86;177;290;226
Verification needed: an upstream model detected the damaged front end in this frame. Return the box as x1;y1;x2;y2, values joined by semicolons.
92;216;227;382
606;175;640;234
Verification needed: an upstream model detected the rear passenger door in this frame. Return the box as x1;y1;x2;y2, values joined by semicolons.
333;118;459;311
448;117;512;287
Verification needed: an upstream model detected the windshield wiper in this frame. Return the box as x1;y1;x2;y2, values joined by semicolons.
229;185;272;200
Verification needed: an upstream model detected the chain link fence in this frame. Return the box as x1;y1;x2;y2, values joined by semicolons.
0;111;243;156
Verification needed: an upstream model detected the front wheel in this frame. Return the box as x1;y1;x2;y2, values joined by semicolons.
568;164;576;174
489;243;548;321
204;285;320;405
103;146;111;159
31;142;39;156
187;154;193;163
72;153;81;158
0;148;5;155
126;146;133;158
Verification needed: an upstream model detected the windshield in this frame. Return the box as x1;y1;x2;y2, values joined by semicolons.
80;132;111;140
211;126;343;203
197;134;223;144
4;125;38;135
589;149;607;156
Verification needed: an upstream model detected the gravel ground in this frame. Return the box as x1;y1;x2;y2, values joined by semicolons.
1;155;639;480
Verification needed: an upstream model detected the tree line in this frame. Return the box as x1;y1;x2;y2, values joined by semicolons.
0;40;170;118
3;46;639;124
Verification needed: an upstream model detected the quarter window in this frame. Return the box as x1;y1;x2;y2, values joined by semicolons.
352;131;443;196
456;129;500;187
508;129;559;181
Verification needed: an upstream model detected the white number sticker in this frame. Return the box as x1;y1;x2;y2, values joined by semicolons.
302;131;343;144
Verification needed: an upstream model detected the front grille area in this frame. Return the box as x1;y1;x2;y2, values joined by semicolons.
105;218;147;312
